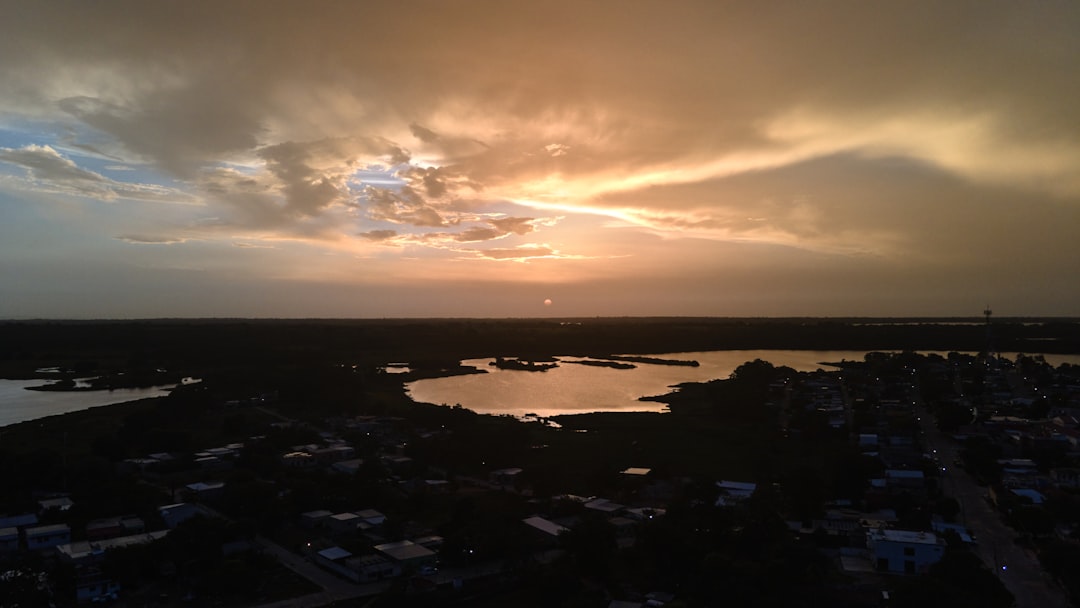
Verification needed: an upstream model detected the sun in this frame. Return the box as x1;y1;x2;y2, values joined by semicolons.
543;298;553;307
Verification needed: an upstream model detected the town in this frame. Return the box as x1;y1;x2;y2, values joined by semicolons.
2;321;1080;607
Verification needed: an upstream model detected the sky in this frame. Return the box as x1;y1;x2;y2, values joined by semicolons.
1;2;1078;318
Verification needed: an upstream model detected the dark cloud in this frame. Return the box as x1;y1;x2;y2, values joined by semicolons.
450;217;538;242
0;2;1077;316
489;217;535;235
358;229;398;241
410;123;440;143
476;245;555;260
364;186;446;227
453;227;503;243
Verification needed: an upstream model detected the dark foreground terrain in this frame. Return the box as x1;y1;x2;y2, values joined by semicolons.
1;318;1079;607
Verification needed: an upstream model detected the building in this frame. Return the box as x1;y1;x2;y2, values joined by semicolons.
58;531;169;565
38;496;74;513
347;553;401;582
0;513;38;529
331;458;365;475
185;481;226;502
316;546;361;582
354;509;387;526
158;503;199;529
327;512;362;535
374;540;437;570
716;480;757;505
523;516;569;538
490;467;524;489
300;509;333;529
884;469;925;490
867;529;945;574
0;527;19;553
25;523;71;552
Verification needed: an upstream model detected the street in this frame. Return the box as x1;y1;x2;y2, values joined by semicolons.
916;406;1069;608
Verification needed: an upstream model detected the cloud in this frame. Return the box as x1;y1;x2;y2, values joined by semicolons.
489;216;537;235
0;144;194;203
116;234;188;245
409;123;440;144
364;186;446;227
0;144;105;183
474;244;557;261
358;229;398;242
0;2;1078;315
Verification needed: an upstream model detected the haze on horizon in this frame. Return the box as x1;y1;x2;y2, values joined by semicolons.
1;2;1078;319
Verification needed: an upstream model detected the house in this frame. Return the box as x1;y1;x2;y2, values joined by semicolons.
490;467;524;488
355;509;387;526
374;540;437;570
311;445;356;464
0;527;19;553
884;469;925;490
716;480;756;505
347;553;402;582
625;507;666;521
75;569;121;604
327;512;362;535
193;454;230;471
38;496;74;513
300;510;333;529
414;535;443;551
1051;468;1080;488
281;451;318;469
523;516;569;538
610;516;638;548
83;516;145;541
25;523;71;552
1011;488;1046;505
316;546;361;582
0;513;38;529
331;458;365;475
584;498;624;514
58;531;169;565
86;518;126;541
931;521;976;544
159;503;199;529
185;481;226;502
867;529;945;574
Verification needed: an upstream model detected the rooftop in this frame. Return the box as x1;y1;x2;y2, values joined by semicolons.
870;529;943;545
374;540;436;562
523;516;569;537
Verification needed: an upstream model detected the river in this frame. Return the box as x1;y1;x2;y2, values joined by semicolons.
406;350;1080;418
0;380;179;428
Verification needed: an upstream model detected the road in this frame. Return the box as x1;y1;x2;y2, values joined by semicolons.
916;406;1069;608
190;504;390;608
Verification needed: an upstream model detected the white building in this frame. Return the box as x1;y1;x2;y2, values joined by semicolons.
867;529;945;574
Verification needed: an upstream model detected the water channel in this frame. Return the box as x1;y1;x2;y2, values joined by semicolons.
406;350;1080;418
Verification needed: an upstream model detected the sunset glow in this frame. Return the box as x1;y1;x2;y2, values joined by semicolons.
1;2;1078;317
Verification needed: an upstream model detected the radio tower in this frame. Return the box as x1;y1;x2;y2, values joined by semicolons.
983;305;995;362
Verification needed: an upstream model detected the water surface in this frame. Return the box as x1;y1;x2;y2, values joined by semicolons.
0;380;175;428
406;350;1080;418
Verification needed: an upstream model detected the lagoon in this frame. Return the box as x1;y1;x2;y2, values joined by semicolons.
406;350;1080;418
0;380;176;428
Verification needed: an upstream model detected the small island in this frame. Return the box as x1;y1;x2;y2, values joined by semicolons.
490;357;558;371
564;359;637;370
601;354;700;367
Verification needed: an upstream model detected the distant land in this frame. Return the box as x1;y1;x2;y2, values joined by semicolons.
2;317;1078;382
